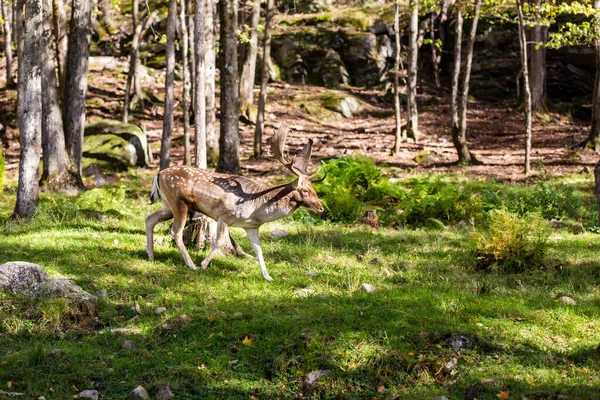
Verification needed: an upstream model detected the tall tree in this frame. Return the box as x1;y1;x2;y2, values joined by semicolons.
159;0;177;170
52;0;68;91
217;0;240;174
194;0;207;168
40;0;82;192
15;0;24;133
1;0;15;88
588;0;600;151
181;0;192;166
517;0;533;175
239;0;260;121
206;0;218;165
451;0;481;165
407;0;419;140
393;0;403;153
13;0;42;219
254;0;274;158
63;0;92;176
528;0;547;113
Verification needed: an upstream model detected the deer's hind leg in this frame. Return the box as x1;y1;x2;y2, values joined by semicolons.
200;217;228;270
146;205;174;261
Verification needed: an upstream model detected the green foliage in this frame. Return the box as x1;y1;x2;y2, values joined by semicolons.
472;210;550;273
76;186;126;213
502;181;584;220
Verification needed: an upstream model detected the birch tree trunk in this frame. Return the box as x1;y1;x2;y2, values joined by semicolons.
517;0;533;175
588;0;600;151
239;0;260;121
52;0;67;92
159;0;177;170
407;0;419;141
206;0;218;165
40;0;82;192
254;0;274;158
63;0;92;176
15;0;24;133
453;0;481;165
181;0;192;166
194;0;207;168
13;0;42;219
393;0;402;153
217;0;239;174
1;0;15;88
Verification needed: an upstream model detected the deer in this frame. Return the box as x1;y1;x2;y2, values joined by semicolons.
83;163;119;186
145;124;325;281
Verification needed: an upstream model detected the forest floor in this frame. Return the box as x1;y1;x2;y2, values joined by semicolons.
1;55;599;183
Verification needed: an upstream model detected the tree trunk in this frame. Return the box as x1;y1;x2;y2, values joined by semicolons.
15;0;24;133
1;0;15;88
528;0;546;113
450;0;464;159
588;0;600;152
187;0;194;112
434;0;449;89
239;0;260;121
63;0;92;176
159;0;177;171
217;0;239;174
194;0;207;168
595;160;600;226
13;0;42;219
407;0;419;141
40;0;82;192
123;11;158;123
181;0;192;166
206;0;218;165
393;0;402;153
98;0;114;34
517;0;533;176
454;0;481;165
254;0;274;159
52;0;68;92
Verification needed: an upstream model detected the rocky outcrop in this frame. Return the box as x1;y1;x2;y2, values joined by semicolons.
84;119;153;170
0;262;98;317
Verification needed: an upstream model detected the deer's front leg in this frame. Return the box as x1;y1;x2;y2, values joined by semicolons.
245;228;273;282
146;206;174;261
200;217;228;270
171;200;197;270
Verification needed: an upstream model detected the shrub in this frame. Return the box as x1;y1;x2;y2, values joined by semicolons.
471;210;550;273
503;182;583;220
76;186;126;213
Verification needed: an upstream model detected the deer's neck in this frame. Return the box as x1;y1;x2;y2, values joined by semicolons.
250;181;300;222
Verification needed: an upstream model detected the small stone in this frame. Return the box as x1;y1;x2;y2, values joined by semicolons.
431;397;449;400
444;357;458;372
558;296;576;305
95;289;108;299
369;258;381;266
382;268;392;277
154;307;167;315
302;370;331;393
270;229;289;237
121;340;136;350
155;385;175;400
232;312;243;319
447;335;472;353
294;288;316;297
179;314;190;322
305;271;319;277
580;166;591;174
557;395;569;399
78;390;99;400
110;328;138;336
48;349;64;359
130;385;149;400
359;284;376;293
161;323;173;332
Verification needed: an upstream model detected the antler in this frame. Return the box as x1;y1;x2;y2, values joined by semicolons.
270;124;320;177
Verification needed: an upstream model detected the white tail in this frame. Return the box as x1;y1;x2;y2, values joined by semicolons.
146;124;325;281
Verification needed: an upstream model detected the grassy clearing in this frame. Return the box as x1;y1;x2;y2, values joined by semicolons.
1;169;600;399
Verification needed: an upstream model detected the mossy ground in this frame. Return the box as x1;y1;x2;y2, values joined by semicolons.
1;170;599;399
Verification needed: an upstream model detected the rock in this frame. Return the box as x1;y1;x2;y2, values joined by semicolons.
359;284;376;293
464;379;499;400
154;307;167;315
95;289;108;299
431;397;449;400
305;271;319;277
444;357;458;372
130;385;149;400
382;268;392;277
322;94;362;118
447;335;472;353
367;21;394;36
340;31;382;87
369;258;381;266
0;262;97;317
558;296;576;305
301;369;331;393
84;119;153;169
48;349;64;361
580;166;591;174
155;385;174;400
110;328;138;336
121;340;136;350
294;288;316;297
232;312;243;319
78;390;99;400
270;229;289;238
316;49;350;88
280;0;332;13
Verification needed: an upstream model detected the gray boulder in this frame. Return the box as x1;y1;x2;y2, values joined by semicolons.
0;262;97;317
322;94;362;118
84;119;153;169
316;49;350;88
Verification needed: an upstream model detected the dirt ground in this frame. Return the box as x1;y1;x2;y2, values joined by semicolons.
1;55;598;184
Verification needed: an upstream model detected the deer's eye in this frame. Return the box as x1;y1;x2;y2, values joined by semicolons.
300;189;309;196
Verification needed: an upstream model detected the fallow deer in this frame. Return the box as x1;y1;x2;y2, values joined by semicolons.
145;124;325;281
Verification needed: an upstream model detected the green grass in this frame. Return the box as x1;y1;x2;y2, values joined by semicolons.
1;170;600;399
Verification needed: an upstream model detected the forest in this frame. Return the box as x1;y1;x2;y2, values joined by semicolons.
1;0;600;399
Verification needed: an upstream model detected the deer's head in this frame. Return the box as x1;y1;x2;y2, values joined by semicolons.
271;124;325;213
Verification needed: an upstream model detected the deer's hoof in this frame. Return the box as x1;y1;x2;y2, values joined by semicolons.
188;265;197;271
263;274;273;282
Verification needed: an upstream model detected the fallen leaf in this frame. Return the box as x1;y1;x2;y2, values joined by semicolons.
407;351;415;356
242;336;254;346
497;390;509;400
377;386;386;393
